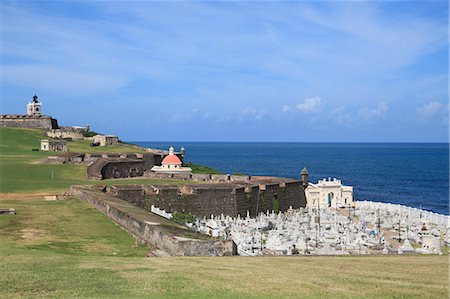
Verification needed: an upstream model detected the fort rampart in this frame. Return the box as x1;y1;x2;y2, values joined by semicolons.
70;185;235;256
106;177;307;218
46;126;88;140
0;114;58;129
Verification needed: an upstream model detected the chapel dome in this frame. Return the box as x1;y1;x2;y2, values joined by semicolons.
161;154;182;165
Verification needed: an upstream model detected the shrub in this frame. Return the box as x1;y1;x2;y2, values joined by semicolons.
184;162;222;174
172;212;196;224
83;131;99;137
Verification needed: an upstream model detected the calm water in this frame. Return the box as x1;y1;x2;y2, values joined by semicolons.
133;142;449;215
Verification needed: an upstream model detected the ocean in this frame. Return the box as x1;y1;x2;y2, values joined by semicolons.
133;142;449;215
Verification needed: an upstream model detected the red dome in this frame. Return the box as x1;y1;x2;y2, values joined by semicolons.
161;154;182;165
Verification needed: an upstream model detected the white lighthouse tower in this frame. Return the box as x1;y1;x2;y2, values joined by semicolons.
27;95;42;116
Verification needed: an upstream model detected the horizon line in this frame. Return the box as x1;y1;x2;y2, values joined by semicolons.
125;140;450;144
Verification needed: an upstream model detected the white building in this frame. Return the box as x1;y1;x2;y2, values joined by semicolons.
27;95;42;115
305;178;353;209
151;146;192;174
40;139;67;152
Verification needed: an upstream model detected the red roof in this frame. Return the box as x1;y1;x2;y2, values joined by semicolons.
161;154;182;165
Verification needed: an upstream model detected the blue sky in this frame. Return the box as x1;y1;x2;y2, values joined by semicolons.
0;1;448;142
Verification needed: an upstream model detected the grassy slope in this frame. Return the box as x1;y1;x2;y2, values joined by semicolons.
0;128;448;298
0;128;201;193
0;195;448;298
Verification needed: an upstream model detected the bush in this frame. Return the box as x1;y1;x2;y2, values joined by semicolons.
83;131;99;137
273;197;280;213
184;162;222;174
172;212;196;224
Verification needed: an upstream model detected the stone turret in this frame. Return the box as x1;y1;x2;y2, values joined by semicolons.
300;167;309;188
27;94;42;116
180;146;185;158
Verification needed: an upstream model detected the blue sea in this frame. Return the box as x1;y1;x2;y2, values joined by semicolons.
133;142;449;215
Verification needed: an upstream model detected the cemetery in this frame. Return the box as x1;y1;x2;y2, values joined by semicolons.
153;199;449;256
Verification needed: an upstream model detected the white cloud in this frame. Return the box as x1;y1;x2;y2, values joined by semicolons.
331;107;352;126
416;101;448;124
282;96;323;114
358;102;388;120
240;106;267;120
296;96;323;113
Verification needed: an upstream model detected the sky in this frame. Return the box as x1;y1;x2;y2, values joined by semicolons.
0;1;448;142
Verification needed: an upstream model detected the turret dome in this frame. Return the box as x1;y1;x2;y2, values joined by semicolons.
301;167;308;175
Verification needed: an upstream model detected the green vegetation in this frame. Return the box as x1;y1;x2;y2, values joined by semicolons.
272;196;280;213
0;196;147;257
184;162;222;174
82;130;99;137
172;211;196;224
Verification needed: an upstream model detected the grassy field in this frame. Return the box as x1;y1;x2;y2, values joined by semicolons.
0;128;204;193
0;127;449;298
0;195;448;299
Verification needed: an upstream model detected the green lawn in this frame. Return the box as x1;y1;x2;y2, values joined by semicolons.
0;195;448;299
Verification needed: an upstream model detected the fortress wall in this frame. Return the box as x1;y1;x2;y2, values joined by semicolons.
211;174;229;181
231;175;250;182
107;185;145;206
47;128;85;140
192;174;211;181
234;182;306;217
144;172;192;180
0;116;56;129
100;160;145;179
109;181;307;218
144;187;238;217
70;186;235;256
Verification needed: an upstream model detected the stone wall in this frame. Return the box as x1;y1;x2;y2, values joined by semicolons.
100;160;145;179
87;153;183;180
71;185;235;256
47;126;86;140
0;115;58;129
234;181;306;217
108;180;307;218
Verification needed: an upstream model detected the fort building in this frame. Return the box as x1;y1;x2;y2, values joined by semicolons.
151;146;192;174
305;177;353;209
40;139;67;152
93;134;119;146
1;95;90;140
1;95;59;129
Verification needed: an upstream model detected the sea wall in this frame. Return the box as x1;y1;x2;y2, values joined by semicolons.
0;115;58;129
70;185;235;256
